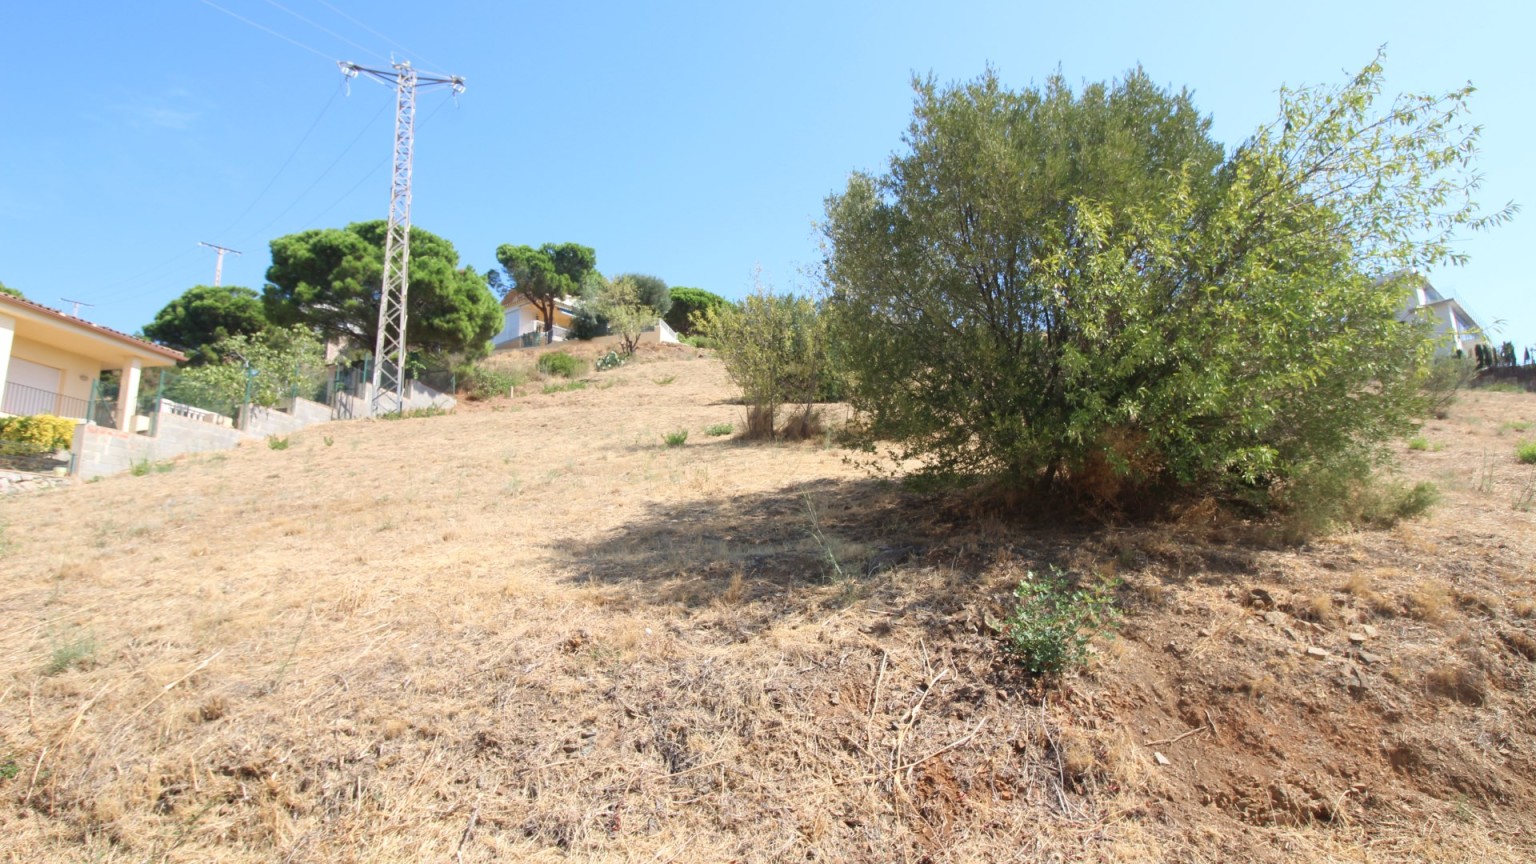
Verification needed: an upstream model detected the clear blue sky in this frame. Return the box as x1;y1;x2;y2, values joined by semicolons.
1;1;1529;347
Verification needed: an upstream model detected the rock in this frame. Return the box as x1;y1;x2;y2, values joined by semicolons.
1198;627;1214;638
1358;651;1382;665
1264;611;1285;627
1154;751;1171;766
1347;632;1367;644
1248;588;1275;609
1282;626;1301;642
1363;625;1379;639
1306;647;1331;659
829;691;841;706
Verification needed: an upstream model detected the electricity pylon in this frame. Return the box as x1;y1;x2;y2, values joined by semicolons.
338;59;464;416
197;242;242;287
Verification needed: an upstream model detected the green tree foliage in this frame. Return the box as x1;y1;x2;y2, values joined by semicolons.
489;242;597;338
0;281;22;299
166;325;326;414
822;58;1511;513
698;279;833;438
142;284;268;364
611;273;671;317
264;221;501;359
665;287;728;335
593;275;656;356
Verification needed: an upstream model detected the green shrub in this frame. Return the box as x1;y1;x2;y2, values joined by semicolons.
999;569;1119;676
1407;436;1429;451
542;380;587;394
596;350;625;371
1518;440;1536;464
459;364;526;400
267;435;290;450
663;429;689;447
378;406;449;420
45;629;96;675
537;351;586;379
681;334;719;350
705;423;735;437
697;281;834;439
821;61;1506;514
0;414;77;452
568;305;609;340
653;375;676;386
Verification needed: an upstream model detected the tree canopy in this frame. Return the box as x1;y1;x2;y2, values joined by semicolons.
142;284;269;364
611;273;671;317
489;242;597;337
822;58;1510;518
264;221;502;359
665;286;728;335
0;281;22;299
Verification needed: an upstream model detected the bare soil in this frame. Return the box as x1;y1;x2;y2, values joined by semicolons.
2;347;1533;862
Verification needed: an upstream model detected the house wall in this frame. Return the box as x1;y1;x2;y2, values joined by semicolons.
7;335;101;404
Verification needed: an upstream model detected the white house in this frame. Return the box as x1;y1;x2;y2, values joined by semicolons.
1396;274;1484;357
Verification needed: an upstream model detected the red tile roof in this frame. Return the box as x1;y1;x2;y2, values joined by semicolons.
0;293;187;362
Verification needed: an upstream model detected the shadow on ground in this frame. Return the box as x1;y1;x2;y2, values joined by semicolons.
553;476;1271;617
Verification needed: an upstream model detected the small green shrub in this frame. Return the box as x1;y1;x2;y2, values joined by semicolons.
323;435;334;447
705;423;735;437
378;406;449;420
459;364;526;400
267;435;290;450
681;334;719;350
999;568;1119;676
596;350;625;371
0;414;77;452
662;429;689;447
129;459;172;476
0;758;19;781
537;351;586;379
1517;440;1536;465
1501;420;1533;433
542;380;587;395
653;375;677;386
1407;436;1436;451
45;631;97;675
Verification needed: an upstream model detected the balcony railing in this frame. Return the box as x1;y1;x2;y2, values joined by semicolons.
2;380;90;420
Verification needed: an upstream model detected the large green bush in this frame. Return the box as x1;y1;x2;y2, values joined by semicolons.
821;58;1509;512
0;414;77;452
537;350;587;379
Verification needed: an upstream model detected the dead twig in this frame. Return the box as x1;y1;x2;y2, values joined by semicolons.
1144;722;1211;748
840;718;988;784
455;804;480;863
865;651;887;753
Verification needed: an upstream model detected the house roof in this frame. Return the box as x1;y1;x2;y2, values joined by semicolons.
0;293;187;363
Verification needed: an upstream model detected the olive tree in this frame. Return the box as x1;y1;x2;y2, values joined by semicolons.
822;57;1511;514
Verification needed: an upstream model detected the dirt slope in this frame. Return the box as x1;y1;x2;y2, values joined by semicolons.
1;348;1533;862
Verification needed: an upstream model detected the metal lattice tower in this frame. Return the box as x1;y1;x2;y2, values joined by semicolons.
338;60;464;415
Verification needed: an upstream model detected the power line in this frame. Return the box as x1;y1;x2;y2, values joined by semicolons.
259;0;389;65
301;91;457;227
212;81;344;238
192;0;333;61
231;98;392;246
311;0;441;71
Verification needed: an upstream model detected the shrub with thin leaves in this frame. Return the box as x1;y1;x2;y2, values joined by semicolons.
537;351;586;379
1000;569;1119;676
822;57;1510;515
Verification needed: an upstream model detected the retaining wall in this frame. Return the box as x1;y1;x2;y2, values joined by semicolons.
72;412;250;480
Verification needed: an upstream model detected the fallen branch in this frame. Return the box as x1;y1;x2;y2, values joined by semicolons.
1144;723;1210;748
841;718;988;784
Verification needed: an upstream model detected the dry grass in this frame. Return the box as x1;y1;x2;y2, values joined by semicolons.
1;355;1534;862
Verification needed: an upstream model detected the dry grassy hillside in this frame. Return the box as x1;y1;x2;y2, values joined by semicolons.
2;347;1534;862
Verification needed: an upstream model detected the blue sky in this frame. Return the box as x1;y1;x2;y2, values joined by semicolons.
2;1;1529;346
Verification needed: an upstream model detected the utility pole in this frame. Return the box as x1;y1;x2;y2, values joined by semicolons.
338;59;464;416
60;298;94;317
197;242;242;287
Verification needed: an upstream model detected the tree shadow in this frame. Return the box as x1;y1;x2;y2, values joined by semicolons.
554;476;1276;624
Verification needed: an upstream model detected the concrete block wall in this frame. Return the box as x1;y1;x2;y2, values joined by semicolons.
240;397;333;437
72;411;250;480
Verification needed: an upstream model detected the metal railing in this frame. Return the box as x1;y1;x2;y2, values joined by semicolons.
2;380;91;420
